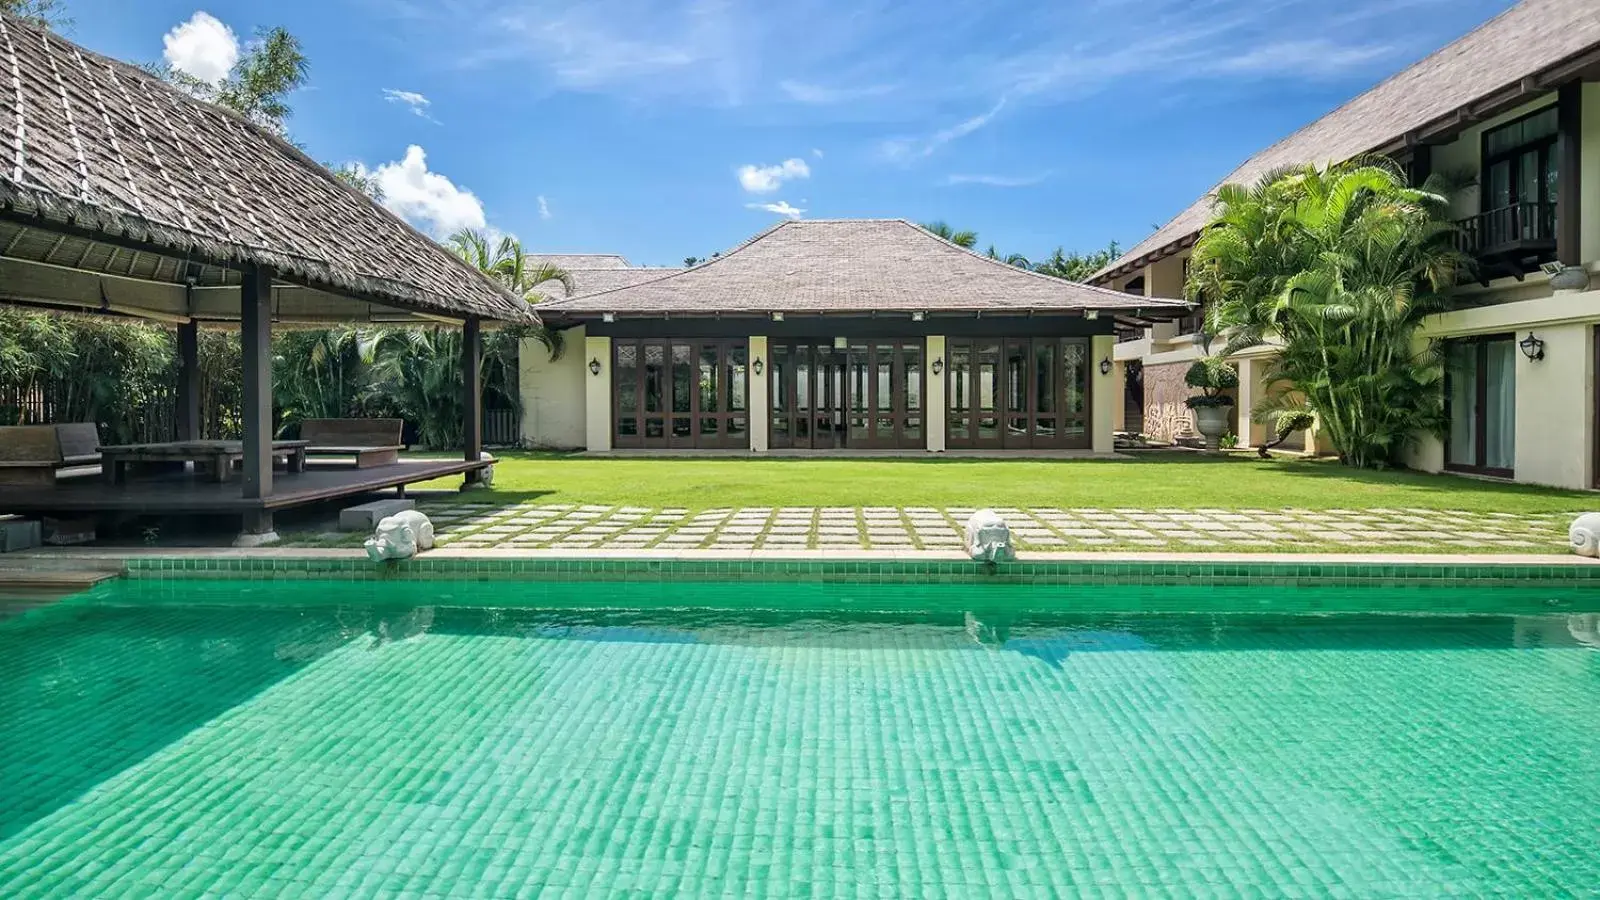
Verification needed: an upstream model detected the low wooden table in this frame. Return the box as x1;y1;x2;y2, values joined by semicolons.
98;440;310;485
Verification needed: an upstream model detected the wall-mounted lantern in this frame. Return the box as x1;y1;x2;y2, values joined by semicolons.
931;357;944;377
1099;358;1113;376
752;357;764;377
588;357;603;376
1519;332;1545;362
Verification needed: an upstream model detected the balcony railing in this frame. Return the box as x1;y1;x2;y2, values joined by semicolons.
1453;201;1557;260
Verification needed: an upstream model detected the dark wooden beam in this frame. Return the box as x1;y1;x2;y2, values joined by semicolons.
176;318;201;441
240;262;273;506
1557;81;1583;267
461;314;484;484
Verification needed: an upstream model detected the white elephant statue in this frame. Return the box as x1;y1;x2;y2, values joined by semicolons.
964;509;1015;563
365;510;435;562
478;451;495;488
1570;513;1600;558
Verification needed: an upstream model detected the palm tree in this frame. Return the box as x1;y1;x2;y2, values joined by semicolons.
919;221;978;249
985;245;1031;268
446;228;573;359
1187;159;1467;468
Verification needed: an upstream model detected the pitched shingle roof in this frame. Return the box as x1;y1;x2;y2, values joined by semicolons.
539;219;1187;317
528;254;633;270
0;14;531;322
1091;0;1600;283
538;266;685;301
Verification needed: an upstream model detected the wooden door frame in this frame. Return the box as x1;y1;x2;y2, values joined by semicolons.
946;337;1004;449
613;337;748;449
1443;334;1515;478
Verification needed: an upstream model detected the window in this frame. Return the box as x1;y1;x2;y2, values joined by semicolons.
1445;336;1516;476
613;339;748;448
1478;106;1559;252
946;337;1090;449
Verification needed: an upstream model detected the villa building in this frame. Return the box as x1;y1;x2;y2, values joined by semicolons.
519;219;1186;454
1093;0;1600;490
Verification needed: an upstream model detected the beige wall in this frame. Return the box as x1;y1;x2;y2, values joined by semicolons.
1091;335;1115;452
583;334;611;452
1110;360;1127;433
518;326;588;450
926;335;947;452
749;336;769;452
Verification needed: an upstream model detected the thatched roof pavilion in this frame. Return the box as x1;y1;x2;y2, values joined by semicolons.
0;13;518;541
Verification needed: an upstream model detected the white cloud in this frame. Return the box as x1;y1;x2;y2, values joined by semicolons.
812;148;823;158
737;158;810;194
383;89;437;120
163;12;239;86
881;97;1007;162
746;200;804;219
1207;40;1395;77
943;173;1048;187
355;145;487;238
538;195;552;220
779;79;895;104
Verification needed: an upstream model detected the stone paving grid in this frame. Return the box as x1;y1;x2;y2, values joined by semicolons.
418;503;1572;552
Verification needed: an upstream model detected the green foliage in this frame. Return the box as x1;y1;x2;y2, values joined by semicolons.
1219;432;1239;450
919;221;978;248
0;0;69;28
327;163;383;201
1183;356;1238;410
0;309;173;440
272;328;391;435
155;26;308;135
1032;242;1122;282
1187;159;1467;469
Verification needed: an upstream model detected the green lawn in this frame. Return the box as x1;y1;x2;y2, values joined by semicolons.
416;451;1595;514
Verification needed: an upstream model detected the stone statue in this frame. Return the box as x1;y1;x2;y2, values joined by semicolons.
478;451;495;488
964;509;1015;563
365;510;435;562
1570;513;1600;558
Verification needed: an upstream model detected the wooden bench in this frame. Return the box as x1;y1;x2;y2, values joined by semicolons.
0;423;101;486
300;418;404;468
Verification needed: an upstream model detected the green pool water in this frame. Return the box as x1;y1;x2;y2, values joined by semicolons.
2;579;1599;897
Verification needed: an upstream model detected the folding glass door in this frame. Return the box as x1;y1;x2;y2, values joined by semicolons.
613;339;748;449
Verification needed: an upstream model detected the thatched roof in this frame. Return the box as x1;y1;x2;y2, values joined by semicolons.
1092;0;1600;283
537;265;685;301
528;253;633;270
539;219;1186;319
0;13;531;323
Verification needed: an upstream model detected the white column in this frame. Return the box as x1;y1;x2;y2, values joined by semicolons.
926;335;946;452
1235;357;1257;448
1091;334;1115;453
583;335;611;452
748;336;769;452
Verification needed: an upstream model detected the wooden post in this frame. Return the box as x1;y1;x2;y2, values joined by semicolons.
1557;82;1583;267
176;319;201;441
240;263;273;504
462;314;484;486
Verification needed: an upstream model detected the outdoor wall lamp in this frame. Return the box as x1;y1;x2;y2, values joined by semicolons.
1099;358;1113;376
589;357;603;376
931;357;944;376
1519;332;1545;362
752;357;764;376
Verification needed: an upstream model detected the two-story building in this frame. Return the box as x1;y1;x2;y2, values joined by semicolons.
1092;0;1600;490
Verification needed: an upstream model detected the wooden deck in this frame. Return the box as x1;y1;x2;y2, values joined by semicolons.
0;458;486;516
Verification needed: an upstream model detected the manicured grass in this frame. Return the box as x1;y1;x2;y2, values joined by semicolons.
414;451;1596;514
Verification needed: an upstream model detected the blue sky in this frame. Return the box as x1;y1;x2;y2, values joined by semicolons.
66;0;1514;267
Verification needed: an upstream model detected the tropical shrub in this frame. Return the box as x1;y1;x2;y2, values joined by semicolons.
1182;357;1237;410
1186;159;1466;469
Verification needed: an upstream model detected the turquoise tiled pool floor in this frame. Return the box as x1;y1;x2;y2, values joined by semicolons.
2;582;1599;896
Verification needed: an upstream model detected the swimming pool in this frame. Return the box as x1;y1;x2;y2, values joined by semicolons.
3;576;1599;896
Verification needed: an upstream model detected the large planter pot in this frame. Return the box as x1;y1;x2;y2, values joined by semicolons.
1191;405;1232;451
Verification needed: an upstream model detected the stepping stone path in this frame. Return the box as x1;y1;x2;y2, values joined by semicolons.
390;502;1574;553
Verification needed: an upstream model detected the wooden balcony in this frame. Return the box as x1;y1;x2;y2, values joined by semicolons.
1454;201;1558;282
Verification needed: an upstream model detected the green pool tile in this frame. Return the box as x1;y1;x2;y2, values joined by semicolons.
2;587;1599;896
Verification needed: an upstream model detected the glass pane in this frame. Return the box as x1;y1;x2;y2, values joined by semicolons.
949;415;968;440
1446;343;1478;467
851;415;869;441
1489;161;1511;210
1036;417;1057;438
671;343;692;414
643;344;665;413
949;343;971;415
1485;340;1516;470
849;348;869;415
977;415;999;441
1034;341;1057;414
1062;340;1088;425
700;417;719;436
729;417;746;437
617;417;637;436
904;343;922;413
875;344;893;413
904;415;922;443
645;418;664;438
672;417;691;438
728;345;747;412
977;342;1000;416
876;415;894;439
1005;342;1027;414
771;345;789;413
699;345;719;413
614;343;638;414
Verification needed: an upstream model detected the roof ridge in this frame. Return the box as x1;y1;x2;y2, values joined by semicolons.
902;220;1182;302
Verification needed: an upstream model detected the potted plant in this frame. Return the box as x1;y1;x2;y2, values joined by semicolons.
1183;357;1238;450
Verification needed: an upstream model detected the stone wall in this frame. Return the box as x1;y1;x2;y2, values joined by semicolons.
1142;361;1197;443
